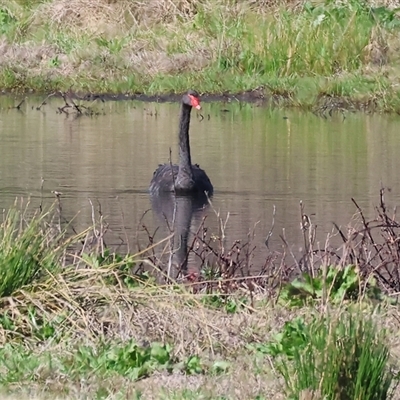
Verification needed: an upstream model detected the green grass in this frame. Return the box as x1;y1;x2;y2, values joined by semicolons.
0;0;400;111
0;203;64;297
275;312;396;400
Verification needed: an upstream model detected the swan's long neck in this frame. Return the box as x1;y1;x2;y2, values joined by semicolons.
176;103;194;190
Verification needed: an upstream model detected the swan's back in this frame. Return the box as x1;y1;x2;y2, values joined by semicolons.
150;163;213;196
149;164;178;194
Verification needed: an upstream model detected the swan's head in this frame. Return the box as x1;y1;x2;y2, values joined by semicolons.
183;90;201;110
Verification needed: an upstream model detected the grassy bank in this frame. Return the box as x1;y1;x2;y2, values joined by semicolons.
1;0;400;111
1;194;400;399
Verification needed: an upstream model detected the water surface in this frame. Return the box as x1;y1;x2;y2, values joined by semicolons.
1;95;400;270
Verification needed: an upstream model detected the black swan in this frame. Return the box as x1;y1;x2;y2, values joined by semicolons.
149;90;213;196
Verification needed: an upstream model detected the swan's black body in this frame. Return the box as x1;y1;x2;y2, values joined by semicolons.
150;163;212;195
149;90;213;196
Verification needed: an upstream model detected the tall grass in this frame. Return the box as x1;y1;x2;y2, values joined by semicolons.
197;1;377;77
277;311;397;400
0;202;64;297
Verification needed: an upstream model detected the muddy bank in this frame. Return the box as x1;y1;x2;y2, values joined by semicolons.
5;87;388;117
79;87;267;104
78;88;390;114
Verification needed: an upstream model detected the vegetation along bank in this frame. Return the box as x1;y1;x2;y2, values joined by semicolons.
2;0;400;111
0;192;400;398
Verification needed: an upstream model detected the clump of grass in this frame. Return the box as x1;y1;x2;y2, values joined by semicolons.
276;311;397;400
0;201;65;298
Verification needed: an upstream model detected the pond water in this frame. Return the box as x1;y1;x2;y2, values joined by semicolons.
1;95;400;273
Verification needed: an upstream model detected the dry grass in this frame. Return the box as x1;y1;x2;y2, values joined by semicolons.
2;267;400;399
32;0;200;34
0;39;57;68
0;263;292;398
30;0;400;36
0;264;278;352
123;41;211;76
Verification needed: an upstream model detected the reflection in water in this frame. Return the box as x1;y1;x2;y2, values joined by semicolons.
150;191;209;279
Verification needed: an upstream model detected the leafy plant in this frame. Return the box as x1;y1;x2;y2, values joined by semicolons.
0;8;17;35
211;360;230;375
71;340;173;380
201;294;246;313
304;0;400;29
95;37;128;54
370;6;400;29
0;312;15;331
27;306;56;340
279;265;382;306
252;317;309;359
49;55;60;67
0;343;44;384
183;355;204;375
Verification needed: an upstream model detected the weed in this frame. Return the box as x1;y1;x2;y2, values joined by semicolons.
201;294;247;314
278;265;377;306
0;192;400;398
48;55;60;67
182;355;204;375
69;340;173;380
254;317;309;359
0;8;16;35
211;360;230;375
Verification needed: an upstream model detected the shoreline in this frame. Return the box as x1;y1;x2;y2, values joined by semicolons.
2;0;400;113
2;87;393;116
